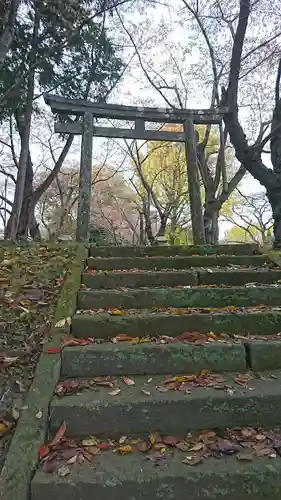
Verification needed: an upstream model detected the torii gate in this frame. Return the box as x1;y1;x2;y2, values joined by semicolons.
44;94;227;244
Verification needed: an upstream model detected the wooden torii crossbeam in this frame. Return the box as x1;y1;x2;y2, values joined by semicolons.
44;94;227;242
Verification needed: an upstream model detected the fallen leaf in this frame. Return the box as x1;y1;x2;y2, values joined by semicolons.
42;460;57;473
118;445;133;454
67;454;78;464
108;388;121;396
141;389;151;396
57;465;71;477
123;376;135;386
163;436;180;446
55;318;66;328
39;445;50;459
46;347;61;354
0;421;13;437
149;432;162;445
119;436;127;444
110;309;124;316
112;334;134;342
49;421;67;447
137;440;152;452
82;437;98;447
98;442;116;450
175;441;191;452
12;408;20;420
237;452;253;461
189;442;205;452
182;455;203;466
84;446;100;456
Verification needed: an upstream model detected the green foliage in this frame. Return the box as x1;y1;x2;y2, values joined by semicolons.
0;0;124;119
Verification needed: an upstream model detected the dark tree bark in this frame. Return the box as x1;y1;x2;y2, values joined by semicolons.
221;0;281;247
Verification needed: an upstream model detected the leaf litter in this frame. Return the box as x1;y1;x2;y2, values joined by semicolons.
0;243;77;470
40;425;281;475
76;304;281;317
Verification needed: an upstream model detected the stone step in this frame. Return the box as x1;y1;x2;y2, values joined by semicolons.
246;340;281;371
199;269;281;286
86;255;267;270
61;342;246;378
71;310;281;338
31;452;281;500
82;269;281;289
77;286;281;310
89;243;259;257
49;372;281;437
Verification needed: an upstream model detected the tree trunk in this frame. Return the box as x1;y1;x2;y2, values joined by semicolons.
184;119;205;244
204;198;219;244
0;0;21;71
7;2;40;239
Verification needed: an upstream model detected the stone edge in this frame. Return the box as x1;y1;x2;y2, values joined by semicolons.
0;242;88;500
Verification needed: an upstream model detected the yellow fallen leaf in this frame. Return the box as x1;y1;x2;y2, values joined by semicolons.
208;331;217;340
55;318;66;328
0;422;8;436
82;437;98;447
110;309;124;316
118;445;132;455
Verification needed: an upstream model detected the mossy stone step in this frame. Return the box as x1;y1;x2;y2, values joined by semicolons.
31;453;281;500
89;243;259;257
50;372;281;437
199;269;281;286
82;269;281;289
86;255;267;271
82;270;198;289
71;311;281;338
77;286;281;310
61;342;246;378
246;341;281;371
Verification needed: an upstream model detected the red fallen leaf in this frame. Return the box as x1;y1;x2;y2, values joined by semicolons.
76;339;90;345
112;334;134;342
39;445;50;459
123;376;135;386
163;436;180;446
98;442;116;450
46;347;61;354
177;332;207;343
49;421;67;447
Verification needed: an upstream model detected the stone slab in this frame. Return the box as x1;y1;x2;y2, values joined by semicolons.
86;255;266;270
246;341;281;371
77;286;281;310
71;311;281;338
89;243;259;257
82;270;198;289
50;372;281;436
198;269;281;286
31;453;281;500
61;342;246;378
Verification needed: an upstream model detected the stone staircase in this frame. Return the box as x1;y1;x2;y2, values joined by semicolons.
31;244;281;499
